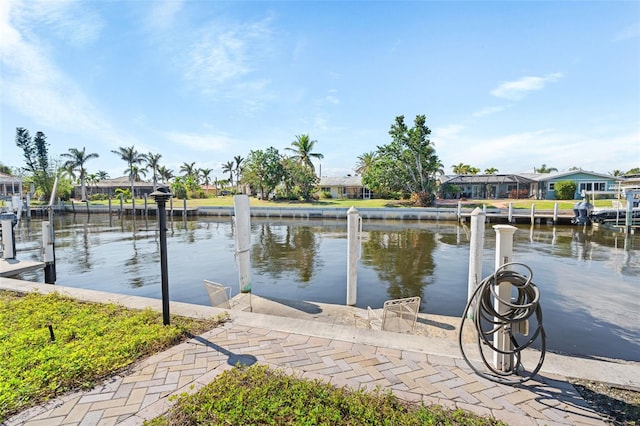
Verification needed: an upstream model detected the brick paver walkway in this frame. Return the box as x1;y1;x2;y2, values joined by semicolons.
6;321;606;426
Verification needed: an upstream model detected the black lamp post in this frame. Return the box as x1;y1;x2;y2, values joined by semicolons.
150;186;172;325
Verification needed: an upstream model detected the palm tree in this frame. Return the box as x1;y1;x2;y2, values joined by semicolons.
233;155;244;190
158;166;174;183
180;162;197;180
111;146;145;205
96;170;109;181
61;147;99;201
484;167;499;175
285;134;324;171
200;168;213;187
222;161;234;187
355;152;377;176
535;164;558;173
86;173;98;196
452;163;471;175
145;152;162;190
130;165;147;182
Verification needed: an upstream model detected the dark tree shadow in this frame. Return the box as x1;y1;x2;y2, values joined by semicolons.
416;316;456;331
188;334;257;367
256;296;323;314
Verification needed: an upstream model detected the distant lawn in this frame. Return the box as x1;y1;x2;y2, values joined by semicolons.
64;195;619;210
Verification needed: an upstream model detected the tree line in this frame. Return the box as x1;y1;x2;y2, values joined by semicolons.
8;120;640;206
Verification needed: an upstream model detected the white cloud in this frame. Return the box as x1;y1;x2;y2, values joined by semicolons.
147;0;184;31
490;73;563;101
165;132;233;152
614;21;640;41
183;17;274;95
438;128;640;174
11;0;103;47
433;124;465;140
326;89;340;105
472;105;512;118
0;0;123;146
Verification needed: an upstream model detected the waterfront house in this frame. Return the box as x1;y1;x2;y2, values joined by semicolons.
0;173;23;198
319;176;372;199
77;176;155;199
439;174;534;199
528;170;622;200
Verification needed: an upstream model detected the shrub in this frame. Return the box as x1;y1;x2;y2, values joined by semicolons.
554;180;577;200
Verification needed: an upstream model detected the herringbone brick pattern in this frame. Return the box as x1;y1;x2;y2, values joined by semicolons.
6;322;605;425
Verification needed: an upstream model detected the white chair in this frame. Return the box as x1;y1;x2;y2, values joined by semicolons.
203;280;252;311
355;296;421;333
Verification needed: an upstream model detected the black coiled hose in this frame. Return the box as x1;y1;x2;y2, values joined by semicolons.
459;262;546;385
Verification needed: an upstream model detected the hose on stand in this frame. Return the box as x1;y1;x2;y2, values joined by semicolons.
459;262;546;385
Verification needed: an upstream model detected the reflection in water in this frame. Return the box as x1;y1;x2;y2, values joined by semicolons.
361;229;435;300
9;214;639;361
252;223;321;283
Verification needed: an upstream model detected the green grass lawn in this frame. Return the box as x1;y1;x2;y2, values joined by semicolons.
75;195;617;210
0;291;226;421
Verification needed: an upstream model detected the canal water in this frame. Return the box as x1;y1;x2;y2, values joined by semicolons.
10;213;639;362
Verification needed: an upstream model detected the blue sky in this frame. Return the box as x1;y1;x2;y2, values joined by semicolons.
1;0;639;181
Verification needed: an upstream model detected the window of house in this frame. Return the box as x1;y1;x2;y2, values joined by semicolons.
579;181;606;192
548;182;555;191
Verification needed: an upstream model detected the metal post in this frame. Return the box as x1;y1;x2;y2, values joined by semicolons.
553;203;559;224
467;208;485;317
150;187;172;325
233;195;252;293
508;202;513;223
492;225;517;372
346;206;361;305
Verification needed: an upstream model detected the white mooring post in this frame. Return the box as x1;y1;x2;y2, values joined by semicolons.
1;219;15;259
493;224;517;372
457;201;463;223
467;208;486;317
626;191;635;234
553;203;559;224
43;221;56;283
530;204;536;225
346;206;361;305
233;195;252;293
508;203;513;223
